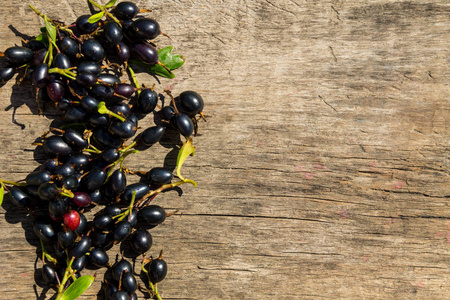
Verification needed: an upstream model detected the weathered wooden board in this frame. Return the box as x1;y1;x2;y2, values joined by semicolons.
0;0;448;299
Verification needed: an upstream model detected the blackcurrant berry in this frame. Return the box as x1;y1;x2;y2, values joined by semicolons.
59;37;79;59
130;229;152;254
8;187;32;208
57;230;75;248
137;89;158;114
54;53;72;69
132;42;158;65
26;170;52;186
72;191;91;207
32;63;49;88
121;271;137;293
42;264;58;285
180;90;204;116
0;67;15;84
71;235;91;258
113;221;132;243
139;205;166;226
112;259;132;281
129;18;161;40
139;125;165;146
81;39;105;62
147;167;173;186
93;213;114;230
78;61;101;75
121;183;150;203
174;113;194;137
148;257;168;283
76;15;100;34
72;255;87;271
3;46;34;66
113;2;140;20
89;248;109;267
81;168;107;191
104;21;123;45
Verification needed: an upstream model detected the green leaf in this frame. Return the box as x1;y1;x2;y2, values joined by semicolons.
88;11;105;23
61;275;95;300
147;46;185;78
0;184;4;206
104;0;118;8
176;139;196;184
44;16;56;42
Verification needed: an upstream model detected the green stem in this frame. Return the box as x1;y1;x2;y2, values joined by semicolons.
137;180;193;208
120;141;137;153
0;179;27;187
88;0;122;25
97;102;126;122
117;191;136;222
40;239;57;264
150;282;163;300
49;67;77;80
88;0;104;10
55;257;75;300
127;65;141;96
83;148;102;154
46;41;54;66
106;149;139;180
29;5;50;20
106;11;122;25
142;262;163;300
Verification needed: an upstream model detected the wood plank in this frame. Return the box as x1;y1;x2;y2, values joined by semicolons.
0;0;448;299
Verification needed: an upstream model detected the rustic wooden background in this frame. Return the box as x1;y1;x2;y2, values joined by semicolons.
0;0;448;299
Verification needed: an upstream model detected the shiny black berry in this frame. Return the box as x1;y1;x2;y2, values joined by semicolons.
81;39;105;62
71;236;91;258
174;113;194;137
147;167;173;186
3;46;34;66
89;248;109;267
180;90;204;116
139;125;165;146
130;229;152;254
139;205;166;226
147;257;167;283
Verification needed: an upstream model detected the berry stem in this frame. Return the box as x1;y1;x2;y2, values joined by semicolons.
120;141;137;153
88;0;122;25
87;0;103;10
0;179;28;187
55;256;76;300
164;90;179;114
97;102;126;122
49;67;77;80
40;239;57;264
151;282;163;300
137;180;193;208
127;65;141;96
105;149;139;180
115;191;136;222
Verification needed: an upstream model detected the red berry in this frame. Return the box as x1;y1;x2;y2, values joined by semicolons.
72;192;91;207
64;210;80;231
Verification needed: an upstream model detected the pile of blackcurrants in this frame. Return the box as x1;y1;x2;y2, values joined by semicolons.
0;0;205;299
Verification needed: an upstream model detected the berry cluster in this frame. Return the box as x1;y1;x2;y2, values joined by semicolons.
0;1;205;299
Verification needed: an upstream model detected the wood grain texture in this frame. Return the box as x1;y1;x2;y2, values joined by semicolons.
0;0;448;299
